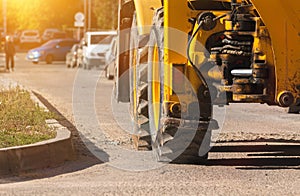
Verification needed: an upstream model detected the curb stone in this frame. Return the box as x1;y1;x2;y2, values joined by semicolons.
0;123;75;175
0;85;75;175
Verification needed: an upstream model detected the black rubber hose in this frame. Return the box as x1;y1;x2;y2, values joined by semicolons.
187;12;228;89
187;20;208;88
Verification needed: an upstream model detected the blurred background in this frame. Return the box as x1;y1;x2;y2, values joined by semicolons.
0;0;118;47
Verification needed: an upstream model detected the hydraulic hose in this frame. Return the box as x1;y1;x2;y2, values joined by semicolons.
187;20;208;88
186;2;251;90
187;13;227;89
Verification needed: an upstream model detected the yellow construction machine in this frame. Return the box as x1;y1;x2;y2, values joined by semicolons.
114;0;300;163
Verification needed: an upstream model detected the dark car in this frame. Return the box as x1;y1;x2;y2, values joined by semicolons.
26;38;78;64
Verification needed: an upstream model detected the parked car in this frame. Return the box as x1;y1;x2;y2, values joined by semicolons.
26;38;78;64
13;30;21;45
66;44;79;68
42;28;60;43
82;31;117;69
49;31;67;40
20;30;41;47
104;36;117;80
76;38;85;68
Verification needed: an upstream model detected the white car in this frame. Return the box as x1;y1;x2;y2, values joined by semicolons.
20;30;41;45
82;31;117;69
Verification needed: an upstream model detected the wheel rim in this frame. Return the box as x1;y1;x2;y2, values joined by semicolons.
149;42;164;158
152;44;162;131
132;45;138;117
129;16;138;127
148;8;165;157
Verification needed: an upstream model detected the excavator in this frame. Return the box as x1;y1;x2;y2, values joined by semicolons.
114;0;300;163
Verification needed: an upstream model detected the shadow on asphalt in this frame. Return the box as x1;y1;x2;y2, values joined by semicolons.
1;142;299;183
204;142;300;169
0;92;299;183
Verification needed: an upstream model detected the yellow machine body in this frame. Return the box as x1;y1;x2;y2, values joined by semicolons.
123;0;300;106
116;0;300;161
251;0;300;104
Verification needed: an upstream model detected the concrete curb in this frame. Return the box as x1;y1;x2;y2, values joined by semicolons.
0;94;75;175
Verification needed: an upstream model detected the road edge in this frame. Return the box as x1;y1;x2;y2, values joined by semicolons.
0;93;75;175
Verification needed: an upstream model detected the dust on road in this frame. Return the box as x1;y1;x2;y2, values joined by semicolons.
0;54;299;195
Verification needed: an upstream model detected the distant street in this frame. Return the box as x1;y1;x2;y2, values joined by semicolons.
0;53;299;195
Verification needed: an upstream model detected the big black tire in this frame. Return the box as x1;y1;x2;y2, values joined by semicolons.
148;8;211;164
45;55;53;64
129;12;151;150
288;99;300;114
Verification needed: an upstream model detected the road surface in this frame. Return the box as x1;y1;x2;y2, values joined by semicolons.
0;53;299;195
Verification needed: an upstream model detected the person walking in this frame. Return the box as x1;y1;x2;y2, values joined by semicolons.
4;35;16;72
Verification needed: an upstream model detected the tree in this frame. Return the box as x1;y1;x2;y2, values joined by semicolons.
1;0;83;33
93;0;118;30
0;0;118;34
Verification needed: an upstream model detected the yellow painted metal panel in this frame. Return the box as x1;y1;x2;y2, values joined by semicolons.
134;0;162;35
250;0;300;101
164;0;193;102
164;0;191;64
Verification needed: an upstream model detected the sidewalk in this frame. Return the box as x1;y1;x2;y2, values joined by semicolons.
0;76;75;175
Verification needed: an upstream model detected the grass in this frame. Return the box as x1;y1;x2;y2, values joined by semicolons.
0;87;56;148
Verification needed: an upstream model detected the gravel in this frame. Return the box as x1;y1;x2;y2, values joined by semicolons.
0;54;299;195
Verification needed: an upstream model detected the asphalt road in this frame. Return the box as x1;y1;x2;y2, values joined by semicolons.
0;53;299;195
